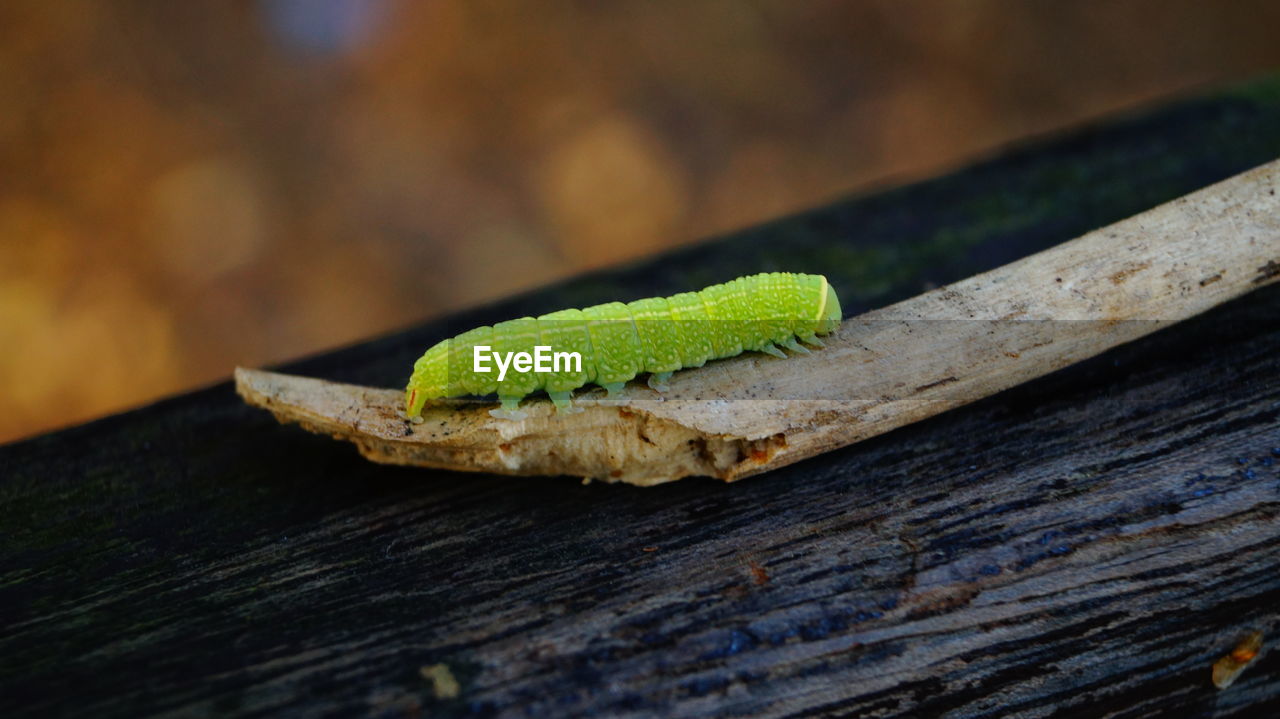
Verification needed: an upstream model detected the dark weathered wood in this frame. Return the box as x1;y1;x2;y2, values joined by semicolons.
3;77;1280;718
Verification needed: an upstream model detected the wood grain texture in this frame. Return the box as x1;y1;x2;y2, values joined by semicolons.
3;77;1280;718
235;159;1279;485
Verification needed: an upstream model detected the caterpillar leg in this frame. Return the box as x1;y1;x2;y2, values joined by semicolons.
398;408;427;424
489;395;529;421
595;381;629;406
548;390;584;414
646;372;673;392
781;337;811;354
759;343;787;359
800;334;825;348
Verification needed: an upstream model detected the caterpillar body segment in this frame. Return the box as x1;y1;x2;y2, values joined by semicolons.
536;308;592;395
665;291;714;368
405;272;842;420
584;301;642;392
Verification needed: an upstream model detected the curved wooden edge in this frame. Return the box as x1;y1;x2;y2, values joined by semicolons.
234;367;821;485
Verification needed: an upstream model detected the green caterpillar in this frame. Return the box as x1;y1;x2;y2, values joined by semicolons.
405;272;842;420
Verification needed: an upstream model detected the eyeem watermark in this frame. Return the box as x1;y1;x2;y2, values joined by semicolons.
473;345;582;381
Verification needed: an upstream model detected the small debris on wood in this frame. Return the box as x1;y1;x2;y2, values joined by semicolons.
420;663;461;700
1255;259;1280;284
1212;630;1263;690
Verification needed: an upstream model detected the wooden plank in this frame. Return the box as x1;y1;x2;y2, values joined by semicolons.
235;158;1279;484
3;77;1280;718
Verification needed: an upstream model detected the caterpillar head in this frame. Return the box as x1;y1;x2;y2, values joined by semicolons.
404;340;449;418
818;281;842;335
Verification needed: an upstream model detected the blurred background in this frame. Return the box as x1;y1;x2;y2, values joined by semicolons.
4;0;1280;444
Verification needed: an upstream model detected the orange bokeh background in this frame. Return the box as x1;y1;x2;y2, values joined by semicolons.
4;0;1280;443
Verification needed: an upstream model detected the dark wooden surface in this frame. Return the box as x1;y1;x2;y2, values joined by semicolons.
4;77;1280;718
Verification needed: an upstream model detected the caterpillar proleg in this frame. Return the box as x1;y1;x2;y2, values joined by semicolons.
405;272;842;420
